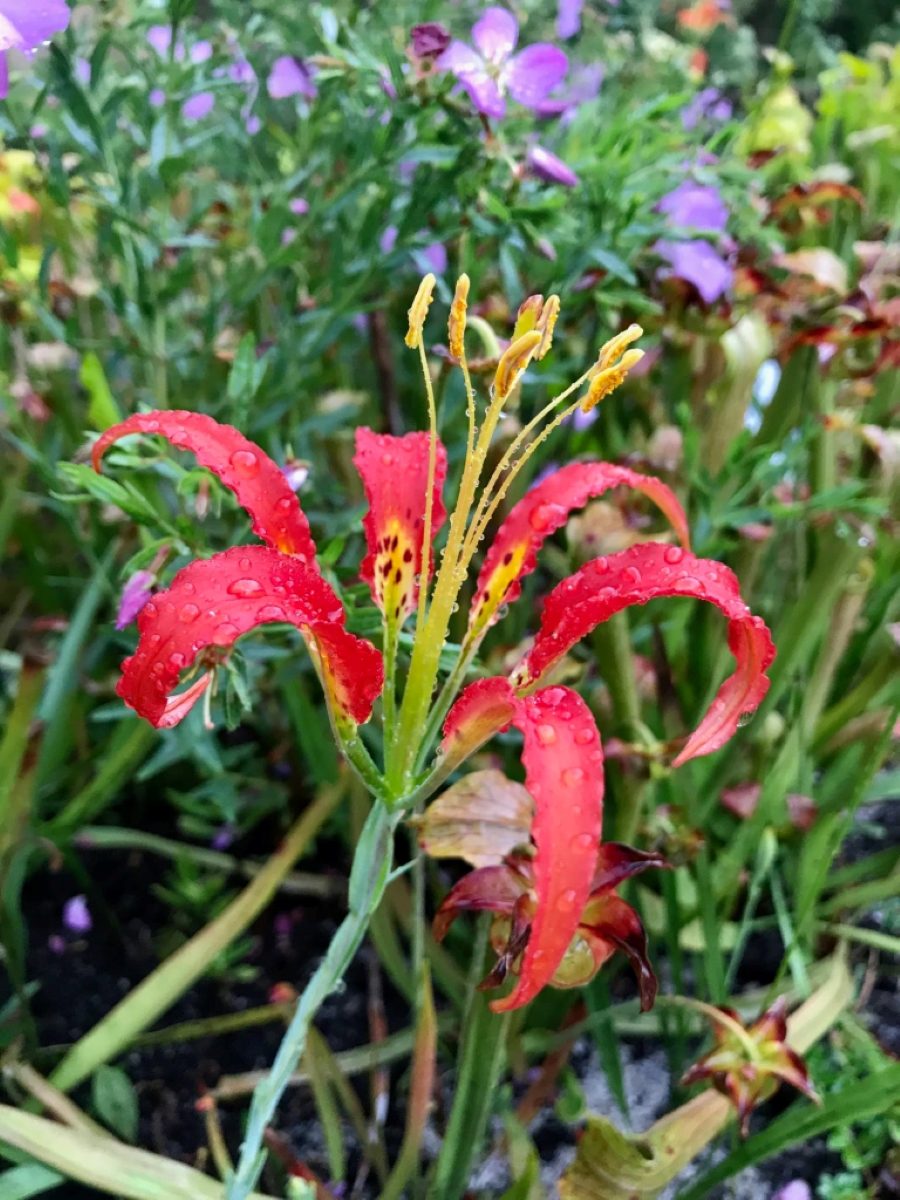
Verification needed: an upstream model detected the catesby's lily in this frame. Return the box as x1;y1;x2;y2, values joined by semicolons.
92;272;774;1011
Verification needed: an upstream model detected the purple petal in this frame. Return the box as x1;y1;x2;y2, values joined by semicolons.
0;53;9;98
437;39;484;75
460;69;505;118
116;570;155;629
63;895;92;934
146;25;173;56
181;90;215;121
472;6;518;64
380;225;398;254
229;58;256;85
0;0;70;54
527;144;578;187
506;44;568;109
190;40;213;64
245;113;261;134
422;241;448;274
267;55;316;100
658;181;728;233
557;0;584;38
149;87;165;108
656;239;733;304
289;196;309;215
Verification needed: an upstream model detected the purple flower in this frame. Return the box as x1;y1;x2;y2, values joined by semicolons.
74;56;90;86
190;40;213;65
772;1186;812;1200
655;238;733;304
422;241;448;274
147;25;183;60
116;570;155;629
149;87;165;108
571;405;598;432
282;459;309;492
681;86;732;130
380;225;399;254
438;6;567;120
229;58;256;85
289;197;309;215
0;0;71;98
658;180;728;233
556;0;584;38
245;113;261;134
182;91;215;121
63;895;92;934
410;22;451;60
527;144;578;187
536;62;603;118
267;56;316;100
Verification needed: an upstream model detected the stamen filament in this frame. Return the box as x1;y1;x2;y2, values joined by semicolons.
415;336;440;634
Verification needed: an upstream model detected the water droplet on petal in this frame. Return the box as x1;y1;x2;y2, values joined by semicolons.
571;832;595;852
212;621;240;644
168;652;186;668
228;578;264;598
562;766;585;786
536;723;557;746
275;497;295;513
624;565;642;587
664;545;684;565
557;888;578;913
574;727;594;745
179;603;200;623
258;604;286;621
239;556;252;570
230;449;259;477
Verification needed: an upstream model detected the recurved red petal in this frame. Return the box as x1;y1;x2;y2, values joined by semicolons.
469;462;690;642
440;677;518;773
432;862;529;943
117;545;382;728
490;686;604;1013
590;842;669;894
93;411;316;561
353;428;448;623
579;893;658;1011
511;544;774;765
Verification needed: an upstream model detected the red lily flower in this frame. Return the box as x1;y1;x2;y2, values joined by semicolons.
681;997;819;1135
92;274;774;1015
434;839;667;1010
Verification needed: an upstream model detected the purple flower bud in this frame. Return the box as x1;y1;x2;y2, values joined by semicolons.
149;88;166;108
289;197;309;215
190;40;213;65
116;570;155;630
63;895;92;934
410;23;451;60
527;145;578;187
182;91;215;121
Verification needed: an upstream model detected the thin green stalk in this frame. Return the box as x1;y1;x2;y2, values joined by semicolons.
226;802;398;1200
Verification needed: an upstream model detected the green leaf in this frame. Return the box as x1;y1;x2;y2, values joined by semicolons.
91;1066;139;1143
679;1065;900;1200
0;1163;63;1200
80;353;122;431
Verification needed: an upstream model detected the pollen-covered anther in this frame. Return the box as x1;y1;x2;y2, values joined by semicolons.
449;274;470;359
597;323;644;371
405;272;437;348
494;330;543;402
535;294;560;360
513;294;545;339
581;348;645;413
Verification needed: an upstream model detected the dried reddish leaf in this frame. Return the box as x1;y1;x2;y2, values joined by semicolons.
591;842;669;894
353;427;447;623
491;686;605;1013
512;544;774;766
93;411;316;561
414;768;533;868
469;462;690;641
118;545;382;727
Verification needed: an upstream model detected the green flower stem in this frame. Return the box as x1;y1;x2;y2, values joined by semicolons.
432;919;509;1200
225;802;398;1200
49;785;342;1096
591;614;647;844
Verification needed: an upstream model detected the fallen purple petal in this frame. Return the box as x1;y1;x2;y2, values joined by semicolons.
63;895;92;934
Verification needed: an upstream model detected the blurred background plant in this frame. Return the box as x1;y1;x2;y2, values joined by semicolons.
0;0;897;1197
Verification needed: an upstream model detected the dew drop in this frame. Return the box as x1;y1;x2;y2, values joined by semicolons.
182;582;195;595
562;766;585;787
574;727;594;745
228;578;264;598
571;832;594;852
168;652;186;668
664;545;684;565
624;565;642;587
179;603;200;623
143;601;158;619
596;556;608;572
275;497;295;513
258;604;286;621
239;556;252;570
556;889;578;913
680;574;705;594
230;449;259;477
212;621;240;644
536;723;557;746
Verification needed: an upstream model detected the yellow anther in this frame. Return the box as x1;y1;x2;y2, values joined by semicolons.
581;348;645;412
513;294;544;340
596;323;643;372
493;330;542;402
405;273;436;348
448;274;470;359
535;294;560;361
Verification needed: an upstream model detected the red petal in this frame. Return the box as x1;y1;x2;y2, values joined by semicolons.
580;893;658;1011
353;428;448;622
117;545;382;727
469;462;690;641
93;411;316;562
590;842;669;894
512;544;774;765
441;677;518;771
490;686;604;1013
432;863;528;942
